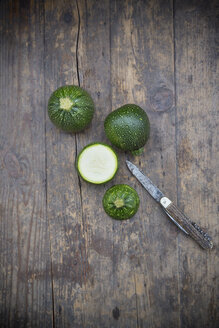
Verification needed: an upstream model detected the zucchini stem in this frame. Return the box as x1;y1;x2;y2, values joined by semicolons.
114;198;124;208
131;147;144;156
60;97;74;111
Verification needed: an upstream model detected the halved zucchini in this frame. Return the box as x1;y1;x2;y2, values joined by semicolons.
102;184;140;220
76;143;118;184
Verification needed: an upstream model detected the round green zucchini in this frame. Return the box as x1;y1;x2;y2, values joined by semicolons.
48;85;94;133
104;104;150;155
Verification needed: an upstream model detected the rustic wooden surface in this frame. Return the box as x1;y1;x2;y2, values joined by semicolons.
0;0;218;327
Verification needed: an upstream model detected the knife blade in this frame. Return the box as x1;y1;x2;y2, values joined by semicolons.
126;160;213;250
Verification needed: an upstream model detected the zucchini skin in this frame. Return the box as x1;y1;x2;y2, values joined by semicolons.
48;85;94;133
102;184;140;220
104;104;150;152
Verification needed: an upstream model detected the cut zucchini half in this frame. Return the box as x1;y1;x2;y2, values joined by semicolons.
76;143;118;184
102;184;140;220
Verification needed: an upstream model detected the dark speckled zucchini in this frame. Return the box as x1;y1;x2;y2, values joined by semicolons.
104;104;150;155
48;85;94;133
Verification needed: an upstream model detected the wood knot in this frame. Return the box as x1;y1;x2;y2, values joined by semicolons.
3;152;22;178
63;12;73;24
150;87;173;112
112;307;120;320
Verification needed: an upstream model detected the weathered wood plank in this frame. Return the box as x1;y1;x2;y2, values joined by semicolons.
76;0;116;326
44;0;86;326
59;0;179;326
0;0;53;326
0;0;218;326
110;0;179;327
174;0;219;326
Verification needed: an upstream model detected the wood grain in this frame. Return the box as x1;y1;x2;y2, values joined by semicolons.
44;0;86;326
0;0;53;327
110;1;179;327
76;0;116;326
174;0;219;326
0;0;218;327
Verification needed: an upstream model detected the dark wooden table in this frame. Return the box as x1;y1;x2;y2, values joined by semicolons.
0;0;218;327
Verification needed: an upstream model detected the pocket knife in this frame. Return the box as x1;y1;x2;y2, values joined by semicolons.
126;160;213;250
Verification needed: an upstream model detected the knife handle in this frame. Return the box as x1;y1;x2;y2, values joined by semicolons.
160;197;213;250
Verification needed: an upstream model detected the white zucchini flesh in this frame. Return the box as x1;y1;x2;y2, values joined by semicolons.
77;144;118;184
